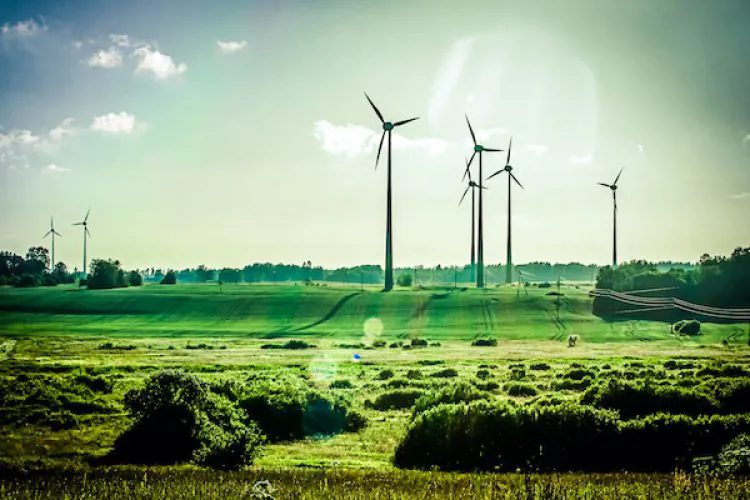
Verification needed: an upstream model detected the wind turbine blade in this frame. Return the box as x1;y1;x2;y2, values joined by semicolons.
598;183;612;188
73;222;83;226
511;173;524;189
375;130;386;169
506;137;512;165
364;92;384;124
84;208;90;222
465;114;477;146
85;228;91;237
393;117;418;127
483;147;504;153
463;151;476;181
43;231;51;238
613;167;624;186
459;185;470;205
54;230;62;237
486;169;505;181
480;185;488;190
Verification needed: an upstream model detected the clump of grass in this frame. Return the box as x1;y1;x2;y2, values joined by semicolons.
431;368;458;379
471;338;498;347
97;342;136;351
367;389;425;411
530;362;551;371
476;369;492;380
376;369;395;380
329;379;354;390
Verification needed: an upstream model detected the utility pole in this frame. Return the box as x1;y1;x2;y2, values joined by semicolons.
454;268;458;289
360;271;364;292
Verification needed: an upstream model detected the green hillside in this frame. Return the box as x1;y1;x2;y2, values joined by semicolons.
0;284;740;344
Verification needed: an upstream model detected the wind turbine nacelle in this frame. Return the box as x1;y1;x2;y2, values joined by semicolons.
383;122;394;131
505;165;513;172
611;185;618;191
474;145;483;152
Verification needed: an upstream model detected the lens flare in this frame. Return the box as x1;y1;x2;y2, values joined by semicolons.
363;317;384;341
309;357;338;382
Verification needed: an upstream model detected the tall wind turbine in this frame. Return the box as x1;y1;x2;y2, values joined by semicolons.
463;115;504;288
43;217;61;272
487;137;524;284
459;157;486;283
598;168;623;268
364;92;419;292
72;209;91;277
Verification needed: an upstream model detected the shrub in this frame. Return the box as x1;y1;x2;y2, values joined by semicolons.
388;342;403;349
431;368;458;379
715;378;750;414
372;340;386;348
565;368;594;380
673;320;701;336
530;362;551;371
376;369;395;380
330;379;354;390
87;259;129;290
504;382;538;397
664;360;696;370
473;380;500;391
508;368;527;381
396;273;413;287
110;370;263;469
368;389;425;411
718;434;750;474
260;340;316;350
412;382;490;417
696;364;750;378
74;373;113;393
385;378;411;389
410;338;428;348
97;342;136;351
15;273;41;288
476;369;491;380
394;400;750;472
128;271;143;286
238;377;365;442
160;271;177;285
581;379;718;418
405;369;422;380
552;377;595;391
41;276;58;287
471;338;498;347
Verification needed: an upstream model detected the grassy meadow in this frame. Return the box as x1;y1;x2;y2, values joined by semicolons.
1;283;749;498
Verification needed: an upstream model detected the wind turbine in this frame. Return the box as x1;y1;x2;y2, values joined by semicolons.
459;157;486;284
43;217;61;272
487;137;524;284
463;115;504;288
598;168;623;268
364;92;419;292
72;209;91;278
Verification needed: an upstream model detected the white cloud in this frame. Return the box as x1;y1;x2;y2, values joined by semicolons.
217;40;248;54
312;120;451;157
637;144;644;153
1;19;46;37
476;128;507;144
133;45;187;80
90;112;138;134
87;47;123;68
0;129;39;150
44;164;69;173
729;192;750;200
50;118;75;141
72;40;83;49
569;153;593;164
743;134;750;146
526;144;549;156
109;34;130;47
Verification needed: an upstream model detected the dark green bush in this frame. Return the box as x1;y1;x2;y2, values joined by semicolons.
530;362;551;371
97;342;136;351
565;368;594;380
15;273;41;288
238;377;365;442
471;338;498;347
74;374;113;393
508;368;527;381
111;370;263;469
718;433;750;474
552;377;595;391
394;400;750;472
329;379;354;390
581;379;718;418
431;368;458;379
385;378;412;389
376;369;395;380
673;320;701;336
410;338;428;347
260;340;316;350
476;369;491;380
696;364;750;378
412;382;489;417
405;369;422;380
504;382;538;397
368;389;425;411
664;360;696;370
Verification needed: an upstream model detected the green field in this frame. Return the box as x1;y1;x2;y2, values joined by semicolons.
1;284;749;498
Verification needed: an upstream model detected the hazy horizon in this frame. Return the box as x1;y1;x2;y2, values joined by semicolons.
2;0;749;271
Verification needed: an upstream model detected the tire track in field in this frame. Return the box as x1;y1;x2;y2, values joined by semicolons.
288;292;363;332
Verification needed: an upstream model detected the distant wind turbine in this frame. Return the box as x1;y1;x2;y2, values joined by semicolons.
364;92;419;292
459;157;486;284
487;137;524;284
463;115;504;288
43;217;61;272
72;209;91;277
598;168;624;267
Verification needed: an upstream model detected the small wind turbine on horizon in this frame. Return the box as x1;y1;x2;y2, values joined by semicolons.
364;92;419;292
598;168;624;268
463;115;504;288
43;217;61;272
487;137;524;284
72;209;91;278
459;156;486;284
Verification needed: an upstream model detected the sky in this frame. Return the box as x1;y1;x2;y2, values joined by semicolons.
1;0;749;271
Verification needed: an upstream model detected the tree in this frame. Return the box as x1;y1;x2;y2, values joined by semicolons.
87;259;129;290
396;273;413;287
23;247;50;275
52;262;72;284
128;271;143;286
0;252;24;277
161;270;177;285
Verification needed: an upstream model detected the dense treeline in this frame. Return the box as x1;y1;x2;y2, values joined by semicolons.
593;247;750;317
0;248;73;287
